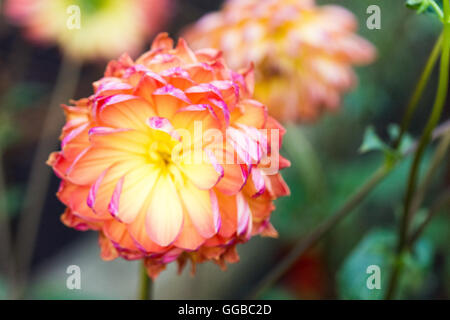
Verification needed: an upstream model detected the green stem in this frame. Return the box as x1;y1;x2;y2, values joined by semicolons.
386;14;450;299
408;188;450;247
394;33;443;149
139;262;153;300
388;188;450;300
447;0;450;22
410;130;450;216
430;0;445;21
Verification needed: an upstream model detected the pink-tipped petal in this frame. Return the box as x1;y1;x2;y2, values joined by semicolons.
236;192;250;236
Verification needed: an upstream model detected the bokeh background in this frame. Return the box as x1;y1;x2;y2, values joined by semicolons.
0;0;448;299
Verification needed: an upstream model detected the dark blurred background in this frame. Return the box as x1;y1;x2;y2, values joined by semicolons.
0;0;448;299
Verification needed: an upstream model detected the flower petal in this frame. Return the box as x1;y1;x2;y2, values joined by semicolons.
179;181;220;238
179;150;223;189
128;204;167;254
98;94;155;131
236;192;250;236
145;174;184;246
152;84;191;119
66;146;136;185
233;99;267;128
215;191;237;238
109;164;160;223
88;160;143;215
173;210;206;250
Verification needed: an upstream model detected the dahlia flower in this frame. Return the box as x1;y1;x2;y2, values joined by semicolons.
183;0;376;122
48;33;290;278
4;0;171;61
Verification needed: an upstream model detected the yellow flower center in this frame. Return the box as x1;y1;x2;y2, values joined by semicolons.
148;141;173;167
146;132;185;187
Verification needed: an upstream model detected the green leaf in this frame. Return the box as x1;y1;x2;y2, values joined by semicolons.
359;125;412;162
359;126;389;154
406;0;443;17
337;229;433;299
387;123;414;154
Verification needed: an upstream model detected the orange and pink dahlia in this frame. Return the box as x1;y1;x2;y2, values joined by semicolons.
4;0;172;61
183;0;376;122
48;33;290;278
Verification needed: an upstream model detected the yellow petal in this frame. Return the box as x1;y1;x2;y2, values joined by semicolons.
145;174;183;246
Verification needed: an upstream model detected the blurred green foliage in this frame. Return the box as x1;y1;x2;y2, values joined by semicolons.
0;277;7;300
29;283;104;300
0;184;24;219
0;82;48;222
0;113;18;151
261;287;297;300
0;82;48;149
337;229;433;299
1;82;47;112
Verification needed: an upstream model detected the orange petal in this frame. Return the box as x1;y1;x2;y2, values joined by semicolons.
178;181;220;238
98;233;119;261
61;122;90;161
215;191;237;238
103;219;140;254
57;182;108;222
60;208;99;231
89;160;144;216
265;174;290;198
133;71;166;103
67;128;147;185
97;94;155;131
174;38;198;64
152;84;191;119
215;162;247;195
150;32;174;51
66;147;133;185
174;210;206;250
128;204;167;254
47;152;71;179
233;99;267;129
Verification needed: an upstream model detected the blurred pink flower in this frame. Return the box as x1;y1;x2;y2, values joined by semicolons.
184;0;376;122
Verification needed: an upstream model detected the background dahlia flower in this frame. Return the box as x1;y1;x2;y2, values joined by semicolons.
47;33;290;278
3;0;172;61
183;0;376;122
